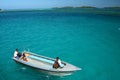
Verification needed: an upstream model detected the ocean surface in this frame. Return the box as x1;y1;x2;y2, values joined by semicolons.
0;11;120;80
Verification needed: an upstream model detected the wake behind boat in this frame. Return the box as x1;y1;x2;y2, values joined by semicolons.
13;50;81;76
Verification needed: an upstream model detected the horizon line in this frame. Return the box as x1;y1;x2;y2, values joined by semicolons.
1;5;120;10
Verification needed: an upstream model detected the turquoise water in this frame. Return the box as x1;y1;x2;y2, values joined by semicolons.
0;11;120;80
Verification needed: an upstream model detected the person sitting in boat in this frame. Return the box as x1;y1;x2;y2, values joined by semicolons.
53;57;65;69
14;49;18;58
14;49;22;59
20;53;28;62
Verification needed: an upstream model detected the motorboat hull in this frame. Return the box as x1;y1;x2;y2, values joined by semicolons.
13;51;81;76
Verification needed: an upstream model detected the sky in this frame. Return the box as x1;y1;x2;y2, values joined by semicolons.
0;0;120;9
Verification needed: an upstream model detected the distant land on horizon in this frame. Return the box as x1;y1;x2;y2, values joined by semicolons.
0;6;120;15
51;6;120;15
1;6;120;10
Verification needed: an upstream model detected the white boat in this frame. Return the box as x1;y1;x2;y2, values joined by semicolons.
13;51;81;76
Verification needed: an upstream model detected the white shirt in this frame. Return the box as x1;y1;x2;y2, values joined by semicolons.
14;50;18;57
58;59;64;67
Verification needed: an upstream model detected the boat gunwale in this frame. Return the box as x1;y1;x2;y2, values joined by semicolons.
13;57;77;73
